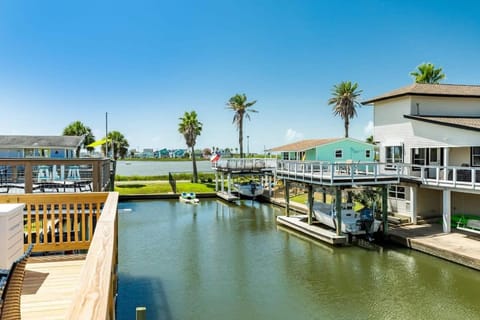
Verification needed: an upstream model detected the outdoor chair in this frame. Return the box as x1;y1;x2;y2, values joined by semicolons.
0;244;34;320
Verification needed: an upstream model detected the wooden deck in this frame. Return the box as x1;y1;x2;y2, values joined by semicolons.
21;255;86;320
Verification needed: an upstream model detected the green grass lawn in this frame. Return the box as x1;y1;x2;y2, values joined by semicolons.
115;181;215;195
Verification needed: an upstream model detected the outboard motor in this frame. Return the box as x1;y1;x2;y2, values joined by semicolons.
359;208;374;240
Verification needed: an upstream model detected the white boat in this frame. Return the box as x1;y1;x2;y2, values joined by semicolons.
312;201;381;235
179;192;200;204
234;182;264;198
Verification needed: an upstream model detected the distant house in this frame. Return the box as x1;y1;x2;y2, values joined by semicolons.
154;148;170;158
0;135;84;159
171;149;186;158
141;148;154;158
268;138;375;163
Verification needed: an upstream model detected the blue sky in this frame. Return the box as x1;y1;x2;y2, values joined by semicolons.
1;0;479;153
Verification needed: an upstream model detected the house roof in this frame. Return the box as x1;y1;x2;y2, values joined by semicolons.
0;135;84;149
362;83;480;105
267;138;342;152
404;115;480;132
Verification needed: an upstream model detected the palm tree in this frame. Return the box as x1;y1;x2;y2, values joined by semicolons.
410;63;446;84
102;131;129;160
62;121;96;157
328;81;362;138
366;135;375;144
178;111;203;183
226;93;257;158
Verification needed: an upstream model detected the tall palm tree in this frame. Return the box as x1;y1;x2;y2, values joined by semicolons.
178;111;203;183
102;131;129;160
410;63;446;84
226;93;257;158
328;81;362;138
62;121;96;157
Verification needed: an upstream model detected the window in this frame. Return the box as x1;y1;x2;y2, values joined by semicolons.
385;146;403;167
365;150;371;158
335;149;342;158
472;147;480;166
389;186;406;199
282;152;289;160
411;148;426;170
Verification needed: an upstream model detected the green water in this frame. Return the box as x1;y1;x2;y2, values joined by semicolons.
117;200;480;320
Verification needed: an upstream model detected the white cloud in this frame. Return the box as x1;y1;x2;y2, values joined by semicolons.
285;129;304;142
364;120;374;136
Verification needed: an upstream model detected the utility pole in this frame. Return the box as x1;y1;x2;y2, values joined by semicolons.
105;112;109;158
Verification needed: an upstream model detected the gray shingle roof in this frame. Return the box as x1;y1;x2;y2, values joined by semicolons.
363;83;480;104
0;135;84;148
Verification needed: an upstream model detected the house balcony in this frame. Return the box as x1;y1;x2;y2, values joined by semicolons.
396;163;480;191
0;158;112;194
0;192;119;319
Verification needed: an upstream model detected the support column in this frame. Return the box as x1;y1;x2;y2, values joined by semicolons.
221;173;225;193
382;186;388;236
410;186;417;224
268;176;273;197
285;180;290;217
307;185;313;225
443;189;451;233
215;172;219;192
443;147;449;180
227;173;232;195
322;188;326;203
335;187;342;236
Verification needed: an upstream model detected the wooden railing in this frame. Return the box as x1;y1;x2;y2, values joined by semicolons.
66;192;119;320
0;158;111;193
0;192;119;319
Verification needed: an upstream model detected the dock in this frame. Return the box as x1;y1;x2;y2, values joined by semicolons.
216;191;239;201
388;224;480;271
276;215;347;245
21;255;86;320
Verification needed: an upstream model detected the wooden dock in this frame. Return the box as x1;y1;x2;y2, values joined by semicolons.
216;191;239;202
21;255;86;320
276;215;347;245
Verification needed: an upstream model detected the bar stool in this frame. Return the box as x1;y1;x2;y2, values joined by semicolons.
67;166;80;180
37;166;50;182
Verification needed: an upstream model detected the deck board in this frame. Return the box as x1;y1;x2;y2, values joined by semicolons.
21;256;85;320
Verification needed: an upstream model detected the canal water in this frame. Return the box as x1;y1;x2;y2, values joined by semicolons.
116;160;213;176
117;200;480;320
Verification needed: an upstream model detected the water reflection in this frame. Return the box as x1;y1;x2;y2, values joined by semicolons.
117;199;480;320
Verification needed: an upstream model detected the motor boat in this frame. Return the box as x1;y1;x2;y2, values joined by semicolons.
312;201;381;235
234;181;264;198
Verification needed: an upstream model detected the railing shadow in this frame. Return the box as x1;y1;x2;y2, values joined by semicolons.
116;274;172;320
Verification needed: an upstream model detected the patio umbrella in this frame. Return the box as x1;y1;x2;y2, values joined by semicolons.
87;138;111;147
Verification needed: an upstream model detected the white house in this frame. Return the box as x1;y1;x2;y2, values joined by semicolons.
363;83;480;233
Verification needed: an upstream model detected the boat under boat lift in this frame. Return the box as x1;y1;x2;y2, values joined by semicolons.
213;159;401;244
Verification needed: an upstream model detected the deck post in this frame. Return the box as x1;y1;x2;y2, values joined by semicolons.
443;147;449;180
221;173;225;193
442;189;451;233
335;187;342;236
382;185;388;235
136;306;146;320
307;184;313;225
24;162;33;193
322;188;326;203
227;173;232;195
285;180;290;217
410;186;417;224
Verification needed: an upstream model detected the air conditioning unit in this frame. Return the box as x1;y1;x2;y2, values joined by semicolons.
0;203;25;270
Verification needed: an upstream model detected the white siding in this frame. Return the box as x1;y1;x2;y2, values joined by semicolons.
411;96;480;116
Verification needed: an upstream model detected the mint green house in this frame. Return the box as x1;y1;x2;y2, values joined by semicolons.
268;138;375;163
